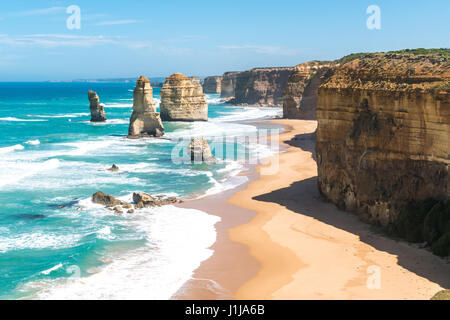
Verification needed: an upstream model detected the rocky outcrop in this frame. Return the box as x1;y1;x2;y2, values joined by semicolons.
133;192;179;208
128;76;165;138
316;53;450;226
160;73;208;121
88;90;107;122
220;72;240;99
92;191;132;214
232;67;294;107
188;138;216;163
283;62;335;119
203;76;222;94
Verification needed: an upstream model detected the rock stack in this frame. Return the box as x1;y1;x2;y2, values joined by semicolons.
203;76;222;94
128;76;165;138
188;138;216;163
160;73;208;122
88;90;107;122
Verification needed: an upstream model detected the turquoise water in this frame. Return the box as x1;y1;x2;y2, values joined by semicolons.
0;82;281;299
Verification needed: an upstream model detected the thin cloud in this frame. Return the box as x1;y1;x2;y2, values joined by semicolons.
0;34;117;48
11;6;65;17
219;45;298;56
0;34;191;55
95;20;139;26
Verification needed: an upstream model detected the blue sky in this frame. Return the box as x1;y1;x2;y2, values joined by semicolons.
0;0;448;81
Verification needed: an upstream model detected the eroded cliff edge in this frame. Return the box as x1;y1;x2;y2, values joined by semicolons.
316;53;450;227
283;61;335;119
232;67;294;107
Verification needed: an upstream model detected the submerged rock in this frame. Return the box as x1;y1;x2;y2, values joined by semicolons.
188;138;216;163
107;164;119;172
160;73;208;122
88;90;107;122
128;76;165;138
113;206;124;214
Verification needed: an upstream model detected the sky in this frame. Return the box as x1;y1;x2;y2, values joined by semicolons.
0;0;448;81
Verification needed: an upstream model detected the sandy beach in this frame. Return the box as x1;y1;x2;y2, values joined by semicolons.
176;118;450;300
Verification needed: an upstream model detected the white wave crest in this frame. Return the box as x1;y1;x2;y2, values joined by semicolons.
0;144;24;154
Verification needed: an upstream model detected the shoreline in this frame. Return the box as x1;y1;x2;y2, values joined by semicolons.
175;118;450;300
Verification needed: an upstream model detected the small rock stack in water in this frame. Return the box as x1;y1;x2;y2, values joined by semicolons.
188;137;216;163
128;76;165;138
88;90;107;122
160;73;208;122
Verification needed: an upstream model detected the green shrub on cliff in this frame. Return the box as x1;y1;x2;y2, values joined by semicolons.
423;201;450;244
387;199;450;257
387;48;450;57
337;48;449;65
387;199;437;242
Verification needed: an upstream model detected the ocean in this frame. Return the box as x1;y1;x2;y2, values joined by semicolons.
0;82;281;299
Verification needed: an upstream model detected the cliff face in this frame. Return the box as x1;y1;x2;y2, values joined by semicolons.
128;76;164;138
283;62;334;119
232;67;294;107
316;53;450;225
88;90;107;122
203;76;222;94
160;73;208;121
221;72;239;99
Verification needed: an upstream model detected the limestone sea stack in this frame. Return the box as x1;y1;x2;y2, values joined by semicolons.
88;90;107;122
160;73;208;122
128;76;165;138
283;61;334;119
188;138;216;163
203;76;222;94
316;53;450;226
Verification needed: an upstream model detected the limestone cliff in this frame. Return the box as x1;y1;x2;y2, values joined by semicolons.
316;53;450;226
283;62;335;119
128;76;164;138
88;90;107;122
160;73;208;121
232;67;294;107
203;76;222;94
220;72;240;99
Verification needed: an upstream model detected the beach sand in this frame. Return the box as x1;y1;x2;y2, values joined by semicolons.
175;119;450;300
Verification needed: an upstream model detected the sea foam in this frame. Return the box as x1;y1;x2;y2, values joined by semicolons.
32;206;220;300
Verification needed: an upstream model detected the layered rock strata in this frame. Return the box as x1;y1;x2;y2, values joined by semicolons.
88;90;107;122
160;73;208;121
316;53;450;226
220;72;240;99
203;76;222;94
232;67;294;107
128;76;165;138
283;62;335;119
